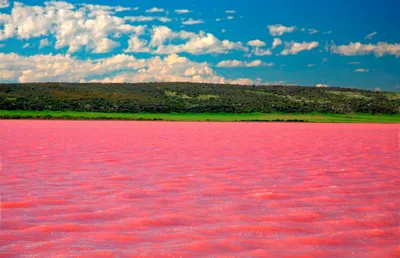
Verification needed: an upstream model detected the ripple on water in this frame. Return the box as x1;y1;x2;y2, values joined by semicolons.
0;121;398;257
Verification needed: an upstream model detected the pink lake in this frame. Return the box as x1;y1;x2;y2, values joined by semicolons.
0;121;399;257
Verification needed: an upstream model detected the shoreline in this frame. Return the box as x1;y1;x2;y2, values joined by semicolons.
0;110;399;123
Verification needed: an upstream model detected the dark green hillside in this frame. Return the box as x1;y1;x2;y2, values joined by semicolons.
0;82;399;114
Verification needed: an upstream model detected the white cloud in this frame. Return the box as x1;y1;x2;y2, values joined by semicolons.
0;2;147;53
227;16;234;20
146;7;165;13
252;48;272;56
217;59;273;68
300;27;319;34
355;68;369;73
348;61;360;64
0;52;259;84
125;16;172;23
216;18;222;22
115;6;131;12
175;9;192;14
307;64;315;67
331;42;400;57
225;10;235;14
93;38;120;53
0;0;9;8
272;38;282;49
182;18;204;25
316;84;328;88
0;43;4;48
365;32;377;40
124;35;149;53
93;54;227;84
280;41;319;55
247;39;266;47
267;24;296;36
247;40;271;56
80;4;132;16
133;7;139;11
125;16;156;22
374;87;381;91
157;17;172;23
0;52;138;82
148;26;248;55
308;29;318;35
221;29;226;33
22;43;30;48
229;78;254;85
39;38;50;48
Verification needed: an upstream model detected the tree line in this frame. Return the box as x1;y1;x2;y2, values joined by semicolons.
0;82;398;114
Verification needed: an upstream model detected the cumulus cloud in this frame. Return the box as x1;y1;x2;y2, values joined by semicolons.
316;84;328;88
148;26;248;55
94;38;120;53
246;40;271;56
355;68;369;73
225;10;235;14
331;42;400;57
39;39;51;48
227;16;234;20
300;27;318;35
0;52;265;85
124;36;149;53
229;78;254;85
307;64;315;67
247;40;266;47
365;32;377;40
267;24;296;36
79;4;132;16
182;18;204;25
217;59;273;68
0;52;257;84
0;2;147;53
348;61;360;64
89;54;229;84
124;16;172;23
0;0;9;8
252;48;272;56
175;9;192;14
308;29;318;35
0;52;138;82
272;38;282;49
280;41;319;55
146;7;165;13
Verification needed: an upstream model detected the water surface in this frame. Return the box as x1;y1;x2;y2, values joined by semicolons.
1;121;399;257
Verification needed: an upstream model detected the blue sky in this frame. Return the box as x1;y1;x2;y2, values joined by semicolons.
0;0;399;91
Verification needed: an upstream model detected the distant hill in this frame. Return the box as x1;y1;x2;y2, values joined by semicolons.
0;83;399;114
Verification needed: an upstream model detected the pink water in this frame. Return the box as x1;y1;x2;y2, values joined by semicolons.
0;121;399;257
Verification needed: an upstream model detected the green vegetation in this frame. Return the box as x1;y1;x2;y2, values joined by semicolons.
0;82;399;122
0;110;399;123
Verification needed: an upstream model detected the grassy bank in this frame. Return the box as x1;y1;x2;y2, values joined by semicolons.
0;110;399;123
